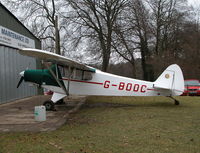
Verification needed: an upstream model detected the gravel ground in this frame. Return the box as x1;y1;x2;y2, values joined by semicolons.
0;95;86;132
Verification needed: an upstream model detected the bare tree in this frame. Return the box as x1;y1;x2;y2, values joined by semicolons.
179;21;200;79
144;0;188;78
147;0;186;56
112;0;151;79
113;0;188;80
3;0;67;55
4;0;196;80
65;0;128;72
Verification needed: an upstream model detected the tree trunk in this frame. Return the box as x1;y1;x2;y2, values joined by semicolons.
102;51;110;72
55;16;61;55
140;40;149;80
131;62;137;79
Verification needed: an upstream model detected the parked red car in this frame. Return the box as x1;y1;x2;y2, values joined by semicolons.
182;79;200;96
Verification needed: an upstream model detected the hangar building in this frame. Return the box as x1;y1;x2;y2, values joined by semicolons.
0;3;41;104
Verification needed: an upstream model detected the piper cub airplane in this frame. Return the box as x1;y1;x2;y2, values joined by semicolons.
17;48;184;110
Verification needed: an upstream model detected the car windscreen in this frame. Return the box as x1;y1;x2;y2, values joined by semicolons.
185;80;200;86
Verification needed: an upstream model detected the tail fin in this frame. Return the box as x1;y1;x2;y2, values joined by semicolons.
154;64;184;96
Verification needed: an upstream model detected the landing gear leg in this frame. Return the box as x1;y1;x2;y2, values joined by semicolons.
55;99;65;105
43;100;56;111
167;96;180;105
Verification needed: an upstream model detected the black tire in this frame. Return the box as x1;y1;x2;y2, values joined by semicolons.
43;100;55;111
174;100;180;105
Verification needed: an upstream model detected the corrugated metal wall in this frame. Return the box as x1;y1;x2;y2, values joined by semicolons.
0;46;37;104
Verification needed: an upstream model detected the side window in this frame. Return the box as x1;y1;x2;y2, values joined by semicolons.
58;65;65;77
83;71;92;80
73;69;82;80
58;65;71;78
58;66;93;81
64;67;70;77
73;69;93;80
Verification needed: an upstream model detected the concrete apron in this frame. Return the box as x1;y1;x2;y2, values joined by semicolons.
0;95;86;132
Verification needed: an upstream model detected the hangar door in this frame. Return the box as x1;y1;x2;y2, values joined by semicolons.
0;46;37;104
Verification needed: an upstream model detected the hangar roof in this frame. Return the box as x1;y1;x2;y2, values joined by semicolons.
0;2;40;42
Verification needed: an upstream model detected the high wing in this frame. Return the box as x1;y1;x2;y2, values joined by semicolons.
18;48;96;73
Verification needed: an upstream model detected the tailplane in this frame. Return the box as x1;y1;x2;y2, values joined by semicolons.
154;64;184;96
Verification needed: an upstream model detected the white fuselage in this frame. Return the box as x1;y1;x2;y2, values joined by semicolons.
18;48;184;105
43;69;172;97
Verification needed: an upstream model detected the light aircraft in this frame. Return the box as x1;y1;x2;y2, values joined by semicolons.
17;48;184;110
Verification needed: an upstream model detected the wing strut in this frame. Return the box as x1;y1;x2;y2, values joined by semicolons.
44;63;69;95
67;66;75;95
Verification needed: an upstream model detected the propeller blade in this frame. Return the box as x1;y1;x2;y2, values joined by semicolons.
17;76;24;88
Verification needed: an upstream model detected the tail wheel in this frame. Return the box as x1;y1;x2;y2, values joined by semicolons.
43;100;55;111
174;100;180;105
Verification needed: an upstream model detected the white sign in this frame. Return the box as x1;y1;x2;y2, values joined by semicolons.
0;26;35;49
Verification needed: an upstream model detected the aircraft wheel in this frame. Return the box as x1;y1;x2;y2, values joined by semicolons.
174;100;180;105
43;100;55;111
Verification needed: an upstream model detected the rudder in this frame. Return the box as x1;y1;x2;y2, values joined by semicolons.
154;64;184;96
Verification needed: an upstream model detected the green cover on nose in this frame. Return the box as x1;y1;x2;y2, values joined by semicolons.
24;65;63;87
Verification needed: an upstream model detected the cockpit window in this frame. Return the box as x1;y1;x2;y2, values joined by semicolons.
73;69;82;80
58;65;92;80
83;71;92;80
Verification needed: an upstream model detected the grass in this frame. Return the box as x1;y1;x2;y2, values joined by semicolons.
0;96;200;153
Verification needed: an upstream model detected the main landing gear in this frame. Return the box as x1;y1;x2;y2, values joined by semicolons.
43;100;55;111
43;99;65;111
167;96;180;105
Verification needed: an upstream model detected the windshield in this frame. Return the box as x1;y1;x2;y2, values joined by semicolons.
185;80;200;86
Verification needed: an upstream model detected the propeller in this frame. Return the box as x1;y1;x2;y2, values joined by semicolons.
17;71;25;88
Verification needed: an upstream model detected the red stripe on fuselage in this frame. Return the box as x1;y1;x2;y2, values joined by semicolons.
147;88;155;91
62;78;103;85
147;88;160;92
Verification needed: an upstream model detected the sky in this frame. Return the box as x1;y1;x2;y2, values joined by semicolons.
188;0;200;7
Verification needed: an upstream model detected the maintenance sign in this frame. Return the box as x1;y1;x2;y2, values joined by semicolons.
0;25;35;49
